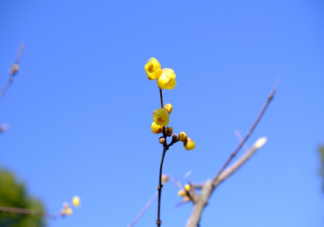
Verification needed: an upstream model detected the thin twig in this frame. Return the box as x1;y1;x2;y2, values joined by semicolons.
215;137;267;185
167;175;183;188
0;43;25;100
159;89;163;108
156;145;167;227
212;82;277;187
0;206;59;219
234;129;249;151
156;88;180;226
128;192;158;227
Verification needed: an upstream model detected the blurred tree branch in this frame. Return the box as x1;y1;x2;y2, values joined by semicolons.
185;83;277;227
0;43;25;101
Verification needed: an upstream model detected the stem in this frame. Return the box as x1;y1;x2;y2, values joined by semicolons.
159;89;163;108
156;145;167;227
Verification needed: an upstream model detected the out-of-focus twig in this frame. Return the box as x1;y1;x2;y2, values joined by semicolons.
0;206;59;219
234;129;249;151
0;43;25;100
212;82;278;187
167;175;183;188
128;192;158;227
0;123;9;133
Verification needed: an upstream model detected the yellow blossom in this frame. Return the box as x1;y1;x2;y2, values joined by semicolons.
151;122;163;134
184;184;191;191
145;58;162;80
178;189;186;197
164;103;173;114
179;132;187;142
162;175;169;183
184;138;195;150
72;196;80;207
157;68;177;90
152;108;170;126
184;196;191;202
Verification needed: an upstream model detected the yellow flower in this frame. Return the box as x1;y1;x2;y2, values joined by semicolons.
165;126;173;136
179;132;187;142
151;122;163;134
152;108;170;126
184;184;191;191
178;189;186;197
184;138;195;150
164;103;173;114
145;58;162;80
157;68;177;90
162;175;169;183
72;196;80;207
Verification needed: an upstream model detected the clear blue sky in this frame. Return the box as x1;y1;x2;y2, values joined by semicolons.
1;0;323;226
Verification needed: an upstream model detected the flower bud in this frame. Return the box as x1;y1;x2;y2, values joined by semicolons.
60;208;66;215
63;202;69;208
179;132;187;142
157;68;177;90
153;108;170;126
178;189;186;197
9;63;19;75
144;58;162;80
164;103;173;114
184;184;191;191
172;134;179;142
65;208;73;215
184;138;195;150
151;122;163;134
162;175;169;183
165;127;173;137
184;196;191;202
159;137;166;144
253;137;267;149
72;196;80;207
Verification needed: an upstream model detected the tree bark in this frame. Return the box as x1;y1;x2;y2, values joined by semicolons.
186;180;213;227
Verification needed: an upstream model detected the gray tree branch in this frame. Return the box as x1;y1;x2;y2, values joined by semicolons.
185;138;266;227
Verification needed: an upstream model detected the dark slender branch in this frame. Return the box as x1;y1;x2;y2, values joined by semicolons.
156;145;167;227
159;89;163;108
0;206;59;219
212;82;277;187
156;88;180;226
128;192;158;227
0;43;25;100
156;88;167;227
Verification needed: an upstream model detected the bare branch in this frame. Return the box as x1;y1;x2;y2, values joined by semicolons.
0;43;25;100
0;206;59;219
212;82;277;187
186;137;267;227
213;137;267;187
128;192;158;227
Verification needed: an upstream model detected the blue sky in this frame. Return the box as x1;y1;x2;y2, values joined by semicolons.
0;0;323;226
